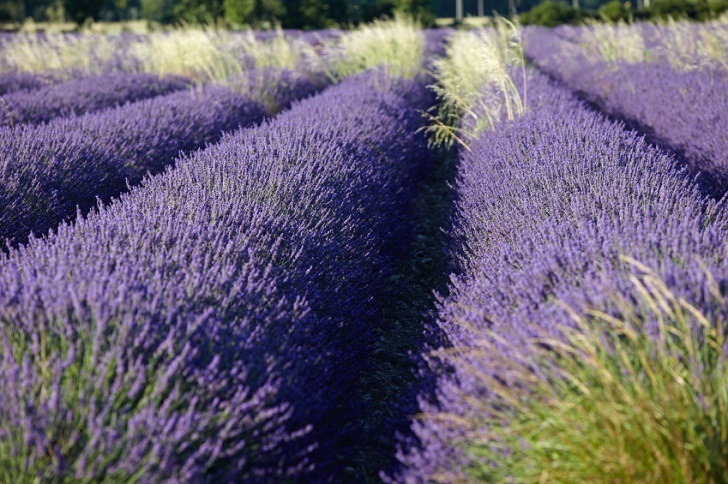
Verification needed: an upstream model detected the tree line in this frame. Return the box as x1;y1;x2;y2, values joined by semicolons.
1;0;722;29
0;0;435;27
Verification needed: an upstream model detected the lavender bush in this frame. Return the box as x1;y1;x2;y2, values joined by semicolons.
0;71;58;96
398;69;728;481
0;84;266;249
524;26;728;196
0;73;190;127
0;68;326;250
0;69;430;480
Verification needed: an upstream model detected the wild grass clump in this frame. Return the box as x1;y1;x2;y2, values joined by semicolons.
324;15;424;81
567;19;727;71
0;27;316;86
424;17;526;149
650;18;728;71
459;258;728;482
132;27;313;84
0;33;115;76
578;20;647;63
132;28;235;80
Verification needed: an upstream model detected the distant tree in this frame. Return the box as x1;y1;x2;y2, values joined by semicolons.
598;0;629;19
100;0;140;20
520;0;583;25
173;0;223;23
646;0;710;18
397;0;434;25
280;0;339;28
299;0;333;26
140;0;172;21
63;0;103;22
0;0;24;21
708;0;728;15
224;0;254;24
353;0;433;24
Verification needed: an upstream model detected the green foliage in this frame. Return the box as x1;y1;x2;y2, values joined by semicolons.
140;0;176;22
172;0;223;24
280;0;340;29
398;0;436;26
647;0;711;19
0;0;24;22
356;0;434;26
599;0;629;20
256;0;286;22
424;17;526;149
0;0;437;29
63;0;104;23
460;259;728;483
223;0;255;25
707;0;728;15
520;0;584;26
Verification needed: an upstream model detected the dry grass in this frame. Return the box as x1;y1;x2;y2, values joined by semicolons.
0;26;317;88
651;18;728;72
572;19;727;71
444;257;728;482
424;17;526;149
0;33;115;76
578;20;647;64
324;15;424;81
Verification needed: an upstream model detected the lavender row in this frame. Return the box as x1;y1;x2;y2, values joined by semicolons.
0;70;429;480
0;71;60;96
524;27;728;196
398;70;728;480
0;73;190;128
0;70;323;249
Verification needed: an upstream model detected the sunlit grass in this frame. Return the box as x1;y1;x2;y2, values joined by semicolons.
578;20;647;64
423;17;526;149
0;25;316;85
651;18;728;72
442;257;728;482
0;33;115;76
132;27;314;83
570;19;727;71
324;15;424;81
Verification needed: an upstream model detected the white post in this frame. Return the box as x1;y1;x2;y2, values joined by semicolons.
456;0;463;21
478;0;484;17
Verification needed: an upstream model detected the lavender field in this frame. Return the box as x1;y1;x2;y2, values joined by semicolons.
0;17;726;482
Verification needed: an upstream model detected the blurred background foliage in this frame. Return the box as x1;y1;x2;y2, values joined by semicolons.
0;0;725;32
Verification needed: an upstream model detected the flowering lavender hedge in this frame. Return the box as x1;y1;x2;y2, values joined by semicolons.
0;71;57;96
0;83;267;248
524;27;728;196
0;70;430;480
0;68;325;249
0;73;190;127
397;70;728;480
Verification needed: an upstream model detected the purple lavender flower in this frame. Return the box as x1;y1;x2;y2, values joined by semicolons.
0;73;190;127
397;68;728;481
524;26;728;196
0;71;59;96
0;69;430;480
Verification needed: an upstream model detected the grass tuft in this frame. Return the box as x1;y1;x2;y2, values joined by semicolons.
423;17;526;150
451;258;728;482
324;15;424;81
0;33;115;76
